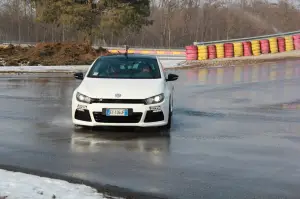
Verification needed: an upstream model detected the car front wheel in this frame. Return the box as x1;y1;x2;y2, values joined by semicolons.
161;103;172;132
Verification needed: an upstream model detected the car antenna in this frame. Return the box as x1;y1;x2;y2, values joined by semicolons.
124;45;129;58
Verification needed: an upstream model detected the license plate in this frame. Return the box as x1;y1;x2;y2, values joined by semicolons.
106;109;128;116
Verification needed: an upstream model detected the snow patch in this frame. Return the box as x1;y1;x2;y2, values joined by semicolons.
0;59;184;73
0;65;90;73
0;169;123;199
0;58;5;66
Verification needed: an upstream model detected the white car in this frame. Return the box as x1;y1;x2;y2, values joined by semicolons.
72;54;178;130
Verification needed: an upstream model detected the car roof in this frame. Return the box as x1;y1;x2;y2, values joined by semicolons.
100;53;157;60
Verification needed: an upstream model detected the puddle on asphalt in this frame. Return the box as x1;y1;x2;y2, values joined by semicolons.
182;60;300;85
69;130;171;155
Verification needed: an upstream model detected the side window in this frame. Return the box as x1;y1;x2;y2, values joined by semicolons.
132;62;139;69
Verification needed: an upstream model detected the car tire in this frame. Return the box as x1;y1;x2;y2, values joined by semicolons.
160;103;172;134
166;105;172;130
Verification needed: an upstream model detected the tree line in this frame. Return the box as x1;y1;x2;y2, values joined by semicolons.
0;0;300;48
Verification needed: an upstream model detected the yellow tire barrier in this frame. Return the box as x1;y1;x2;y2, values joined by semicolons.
197;45;208;60
251;40;261;56
268;37;278;53
233;42;243;57
269;37;277;42
216;43;224;58
285;36;294;51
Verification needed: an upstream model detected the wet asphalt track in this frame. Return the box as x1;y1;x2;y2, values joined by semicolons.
1;60;300;199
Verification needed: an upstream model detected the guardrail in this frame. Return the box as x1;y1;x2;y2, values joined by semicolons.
103;46;185;51
0;40;184;50
3;29;300;48
193;30;300;45
0;41;36;45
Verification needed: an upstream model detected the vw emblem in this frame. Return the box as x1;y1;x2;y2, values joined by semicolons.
115;93;121;98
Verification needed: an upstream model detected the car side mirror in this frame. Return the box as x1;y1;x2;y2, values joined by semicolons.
166;73;178;81
74;72;84;80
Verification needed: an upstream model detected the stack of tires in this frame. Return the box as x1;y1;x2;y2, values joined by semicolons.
216;43;225;58
251;40;261;56
224;43;234;58
269;37;278;54
277;37;286;52
285;36;294;51
292;35;300;50
187;32;300;61
208;45;217;59
243;41;252;56
260;39;270;54
233;42;243;57
197;45;208;60
185;45;198;60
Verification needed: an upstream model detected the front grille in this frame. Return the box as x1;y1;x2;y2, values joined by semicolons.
91;98;145;104
75;110;92;122
144;111;164;122
93;111;142;123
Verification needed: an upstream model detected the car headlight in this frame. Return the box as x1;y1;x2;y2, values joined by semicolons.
145;94;164;105
76;92;92;104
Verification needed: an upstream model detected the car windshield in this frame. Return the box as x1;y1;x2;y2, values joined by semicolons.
87;57;161;79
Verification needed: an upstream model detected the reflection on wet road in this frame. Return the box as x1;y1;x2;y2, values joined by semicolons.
1;60;300;198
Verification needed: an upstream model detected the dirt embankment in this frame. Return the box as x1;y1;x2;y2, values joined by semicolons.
0;42;109;66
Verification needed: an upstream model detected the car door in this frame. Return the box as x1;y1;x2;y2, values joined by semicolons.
157;58;173;105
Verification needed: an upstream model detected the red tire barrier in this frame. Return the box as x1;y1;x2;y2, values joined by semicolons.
185;45;197;50
224;43;234;58
292;34;300;40
277;37;286;52
243;41;252;56
186;51;198;60
186;54;198;60
294;38;300;50
185;45;198;60
208;45;216;59
293;35;300;50
186;49;198;54
260;39;270;54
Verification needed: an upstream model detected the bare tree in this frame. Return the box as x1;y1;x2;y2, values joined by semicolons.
1;0;300;47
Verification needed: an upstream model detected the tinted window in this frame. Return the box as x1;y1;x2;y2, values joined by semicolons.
87;57;161;79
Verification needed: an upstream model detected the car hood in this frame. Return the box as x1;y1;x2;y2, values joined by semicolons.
78;78;165;99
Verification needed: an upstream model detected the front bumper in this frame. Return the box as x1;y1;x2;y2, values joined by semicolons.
72;100;169;127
